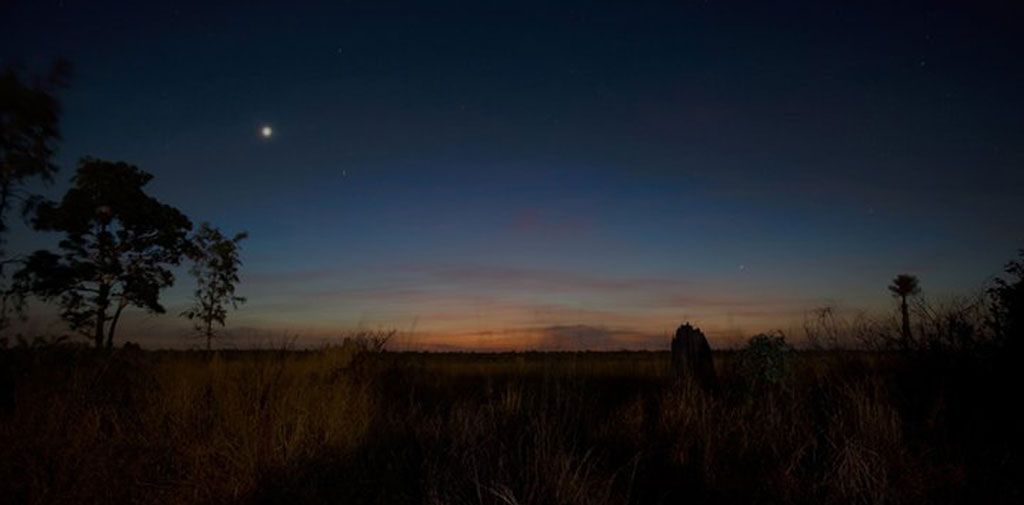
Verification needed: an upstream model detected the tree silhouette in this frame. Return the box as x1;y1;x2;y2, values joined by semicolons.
888;274;921;348
181;223;247;350
988;250;1024;350
0;59;70;335
18;158;192;348
0;59;69;247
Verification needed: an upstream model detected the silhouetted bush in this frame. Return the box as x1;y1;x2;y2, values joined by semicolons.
988;249;1024;351
736;331;795;388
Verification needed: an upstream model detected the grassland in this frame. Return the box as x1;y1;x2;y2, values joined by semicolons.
0;346;1019;504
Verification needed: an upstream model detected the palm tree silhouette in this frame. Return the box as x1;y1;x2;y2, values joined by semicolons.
888;274;921;348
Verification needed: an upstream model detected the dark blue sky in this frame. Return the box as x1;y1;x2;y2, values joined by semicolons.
4;1;1023;348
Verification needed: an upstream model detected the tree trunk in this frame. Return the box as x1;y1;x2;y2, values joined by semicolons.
900;296;911;348
94;222;113;349
0;177;11;233
93;312;106;348
106;299;127;349
94;285;110;348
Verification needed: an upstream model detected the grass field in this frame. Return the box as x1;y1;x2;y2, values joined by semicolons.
0;346;1019;504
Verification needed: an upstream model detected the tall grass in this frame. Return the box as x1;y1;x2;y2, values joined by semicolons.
0;347;374;504
0;347;1018;504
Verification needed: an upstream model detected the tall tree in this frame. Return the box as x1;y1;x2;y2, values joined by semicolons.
18;158;192;348
0;59;70;335
181;223;247;350
888;274;921;348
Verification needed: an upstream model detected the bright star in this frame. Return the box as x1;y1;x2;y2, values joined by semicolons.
260;125;273;138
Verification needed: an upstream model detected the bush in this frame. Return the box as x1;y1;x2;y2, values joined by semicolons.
988;249;1024;350
737;331;795;388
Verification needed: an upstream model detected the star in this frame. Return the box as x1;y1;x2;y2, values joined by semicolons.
260;125;273;138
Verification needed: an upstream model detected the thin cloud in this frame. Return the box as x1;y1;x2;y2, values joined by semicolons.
532;324;666;351
426;264;690;293
507;207;592;237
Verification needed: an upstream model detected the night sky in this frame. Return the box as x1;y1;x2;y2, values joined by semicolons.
3;1;1023;349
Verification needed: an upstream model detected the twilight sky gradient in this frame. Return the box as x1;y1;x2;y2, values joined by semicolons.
3;1;1023;349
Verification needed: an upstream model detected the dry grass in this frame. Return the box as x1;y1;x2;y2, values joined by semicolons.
0;347;374;504
0;348;1018;504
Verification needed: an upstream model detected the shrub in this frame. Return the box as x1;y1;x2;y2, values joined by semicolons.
737;331;795;388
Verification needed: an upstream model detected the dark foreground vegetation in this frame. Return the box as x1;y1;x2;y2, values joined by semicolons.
1;345;1019;505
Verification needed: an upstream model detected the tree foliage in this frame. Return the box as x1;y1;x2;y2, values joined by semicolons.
0;59;70;247
181;223;247;350
17;158;192;348
0;59;70;336
888;274;921;300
